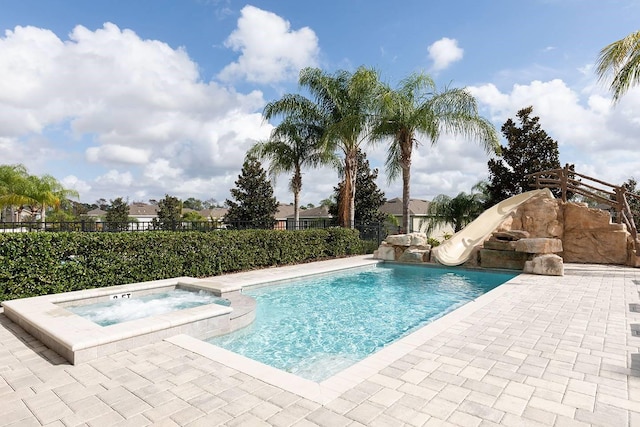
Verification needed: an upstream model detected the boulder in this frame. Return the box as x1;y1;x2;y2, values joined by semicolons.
385;232;427;247
491;230;530;241
524;254;564;276
409;232;428;247
374;244;396;261
385;234;411;246
479;249;528;270
398;248;430;263
483;240;517;251
515;238;563;254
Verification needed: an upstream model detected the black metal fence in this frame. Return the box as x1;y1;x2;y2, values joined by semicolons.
0;220;396;245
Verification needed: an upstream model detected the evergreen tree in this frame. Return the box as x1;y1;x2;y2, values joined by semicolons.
329;150;386;225
154;194;182;230
182;197;204;211
225;156;278;229
622;178;640;228
105;197;129;231
486;106;562;206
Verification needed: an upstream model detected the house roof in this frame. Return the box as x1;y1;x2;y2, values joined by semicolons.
128;203;159;216
275;204;296;219
379;197;431;216
290;205;332;219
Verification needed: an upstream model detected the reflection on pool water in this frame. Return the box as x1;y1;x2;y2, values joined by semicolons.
67;288;230;327
208;264;516;381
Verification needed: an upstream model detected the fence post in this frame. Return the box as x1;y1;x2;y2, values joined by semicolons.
615;186;626;224
561;164;569;202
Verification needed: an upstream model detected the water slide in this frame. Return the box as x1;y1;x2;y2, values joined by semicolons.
431;188;554;266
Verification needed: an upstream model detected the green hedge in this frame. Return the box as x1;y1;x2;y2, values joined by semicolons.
0;228;363;301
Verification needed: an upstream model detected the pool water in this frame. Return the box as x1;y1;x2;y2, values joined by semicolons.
67;288;230;327
207;264;515;381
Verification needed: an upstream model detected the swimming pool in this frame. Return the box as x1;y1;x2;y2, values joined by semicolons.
207;263;516;381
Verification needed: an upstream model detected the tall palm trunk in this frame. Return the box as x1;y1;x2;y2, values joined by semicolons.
342;149;358;228
292;168;302;230
401;134;412;233
402;164;411;233
338;178;350;227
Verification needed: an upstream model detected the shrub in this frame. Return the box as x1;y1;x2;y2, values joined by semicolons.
0;228;363;300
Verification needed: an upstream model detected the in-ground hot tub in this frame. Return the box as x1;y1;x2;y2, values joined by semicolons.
1;277;255;364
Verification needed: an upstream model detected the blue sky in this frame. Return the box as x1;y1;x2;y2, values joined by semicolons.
1;0;640;205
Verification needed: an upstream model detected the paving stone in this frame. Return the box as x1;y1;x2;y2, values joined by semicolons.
457;400;504;424
447;410;482;427
493;393;528;416
345;401;385;425
305;407;352;427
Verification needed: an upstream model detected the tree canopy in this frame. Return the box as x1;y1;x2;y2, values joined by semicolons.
263;66;380;227
252;101;330;227
105;197;130;231
371;72;499;233
0;163;78;222
154;195;183;230
225;156;278;229
427;191;485;233
486;106;562;206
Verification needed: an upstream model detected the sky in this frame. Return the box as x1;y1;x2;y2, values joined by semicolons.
1;0;640;207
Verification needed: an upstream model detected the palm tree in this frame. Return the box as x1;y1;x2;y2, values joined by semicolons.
0;164;31;222
427;191;485;233
264;66;381;227
23;174;79;223
250;104;332;227
371;73;499;233
596;30;640;103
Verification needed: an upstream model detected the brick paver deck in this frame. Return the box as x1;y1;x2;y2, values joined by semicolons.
1;258;639;426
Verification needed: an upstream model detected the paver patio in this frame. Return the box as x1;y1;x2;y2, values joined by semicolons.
1;256;639;426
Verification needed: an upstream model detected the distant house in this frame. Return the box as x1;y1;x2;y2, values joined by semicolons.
379;197;431;233
83;203;158;230
198;207;229;228
84;208;107;218
286;205;333;229
275;204;296;229
377;197;453;238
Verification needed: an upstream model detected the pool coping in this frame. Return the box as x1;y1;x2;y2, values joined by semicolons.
167;255;523;404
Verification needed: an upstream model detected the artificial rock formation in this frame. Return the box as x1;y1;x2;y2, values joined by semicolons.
374;191;637;272
561;203;629;264
373;232;431;263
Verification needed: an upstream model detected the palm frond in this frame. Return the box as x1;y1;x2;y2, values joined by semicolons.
596;31;640;103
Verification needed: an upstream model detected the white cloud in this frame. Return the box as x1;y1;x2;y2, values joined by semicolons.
95;170;134;187
61;175;91;195
427;37;463;72
218;5;319;83
144;158;183;181
86;145;151;165
0;22;273;203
